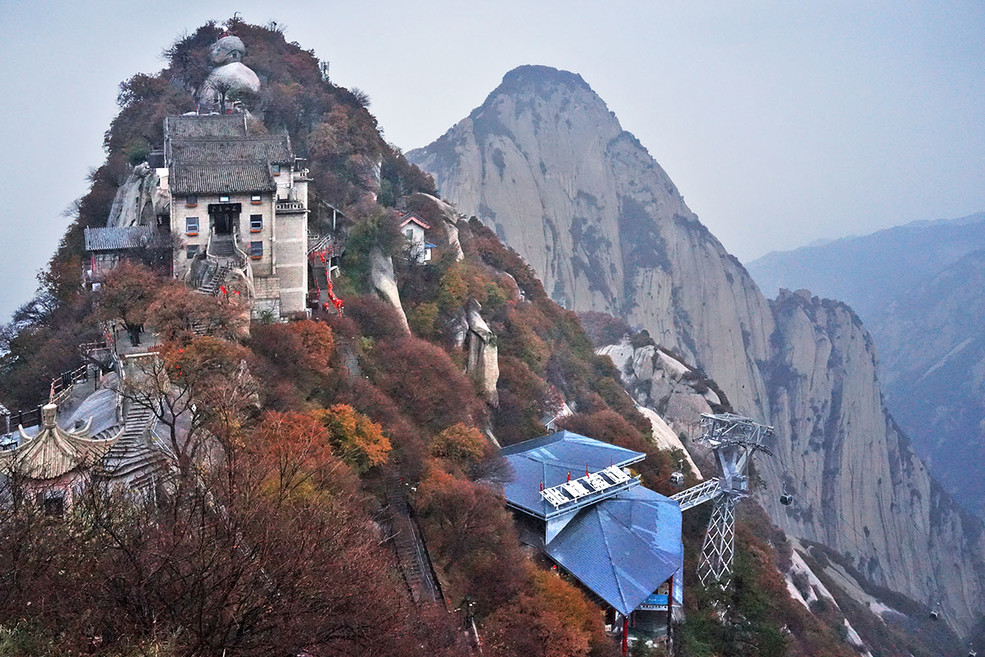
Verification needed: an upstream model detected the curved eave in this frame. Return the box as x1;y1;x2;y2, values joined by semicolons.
1;424;124;480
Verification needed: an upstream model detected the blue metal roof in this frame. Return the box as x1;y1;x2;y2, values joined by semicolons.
545;485;683;615
502;431;645;518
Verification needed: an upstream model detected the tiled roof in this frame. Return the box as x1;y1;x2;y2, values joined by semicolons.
84;226;162;252
164;115;293;196
165;114;248;140
171;162;276;195
170;136;292;164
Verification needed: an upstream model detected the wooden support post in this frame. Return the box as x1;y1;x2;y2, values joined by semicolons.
622;615;629;655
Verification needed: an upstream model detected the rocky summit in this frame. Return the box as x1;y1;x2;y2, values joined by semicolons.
409;65;985;633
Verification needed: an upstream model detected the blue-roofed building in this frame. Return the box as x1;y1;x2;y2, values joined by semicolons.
501;430;683;649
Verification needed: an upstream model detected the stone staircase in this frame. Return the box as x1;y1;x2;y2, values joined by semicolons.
197;263;231;296
385;476;443;605
100;402;169;491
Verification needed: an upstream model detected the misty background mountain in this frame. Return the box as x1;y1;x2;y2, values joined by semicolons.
747;213;985;516
409;65;985;635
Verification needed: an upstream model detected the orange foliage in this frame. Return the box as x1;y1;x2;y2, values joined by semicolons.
286;319;335;370
314;403;391;474
431;423;489;465
530;570;606;641
247;410;357;503
483;592;591;657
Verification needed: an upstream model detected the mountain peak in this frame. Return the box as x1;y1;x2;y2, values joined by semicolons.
497;65;592;94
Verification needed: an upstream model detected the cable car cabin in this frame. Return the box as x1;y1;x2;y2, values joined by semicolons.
670;471;685;487
779;493;793;506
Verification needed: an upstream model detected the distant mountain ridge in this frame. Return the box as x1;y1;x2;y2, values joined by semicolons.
746;213;985;516
747;212;985;321
409;65;985;634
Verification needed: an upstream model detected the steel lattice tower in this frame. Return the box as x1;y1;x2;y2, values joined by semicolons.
671;413;774;588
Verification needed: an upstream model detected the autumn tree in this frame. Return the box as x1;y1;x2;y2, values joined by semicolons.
314;403;391;474
94;262;160;346
248;319;337;408
364;336;482;433
145;282;249;341
414;469;525;611
121;336;257;484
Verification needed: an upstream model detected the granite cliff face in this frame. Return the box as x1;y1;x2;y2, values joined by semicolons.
409;66;772;417
747;217;985;517
764;291;985;630
409;66;985;633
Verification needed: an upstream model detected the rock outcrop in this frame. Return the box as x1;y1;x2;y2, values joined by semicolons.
198;34;261;112
746;215;985;515
763;291;985;632
465;299;499;405
107;163;164;228
369;245;410;334
409;66;985;634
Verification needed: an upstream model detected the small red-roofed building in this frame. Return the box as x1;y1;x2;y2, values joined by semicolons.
399;214;434;263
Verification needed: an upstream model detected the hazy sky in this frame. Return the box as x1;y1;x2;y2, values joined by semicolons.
1;1;983;321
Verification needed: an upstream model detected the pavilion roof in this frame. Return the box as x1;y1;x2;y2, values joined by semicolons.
0;403;121;480
500;431;683;615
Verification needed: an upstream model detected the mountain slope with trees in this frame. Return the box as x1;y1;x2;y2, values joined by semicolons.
0;19;924;657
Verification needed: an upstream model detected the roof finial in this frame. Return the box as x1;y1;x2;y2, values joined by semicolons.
41;403;57;429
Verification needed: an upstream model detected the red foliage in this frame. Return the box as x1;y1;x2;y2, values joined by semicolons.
345;294;410;341
365;336;483;433
415;468;526;612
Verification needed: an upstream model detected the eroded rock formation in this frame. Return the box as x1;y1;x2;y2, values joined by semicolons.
107;163;165;228
369;245;410;334
465;299;499;405
198;34;261;112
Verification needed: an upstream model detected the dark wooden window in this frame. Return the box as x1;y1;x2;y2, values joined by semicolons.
43;494;65;517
